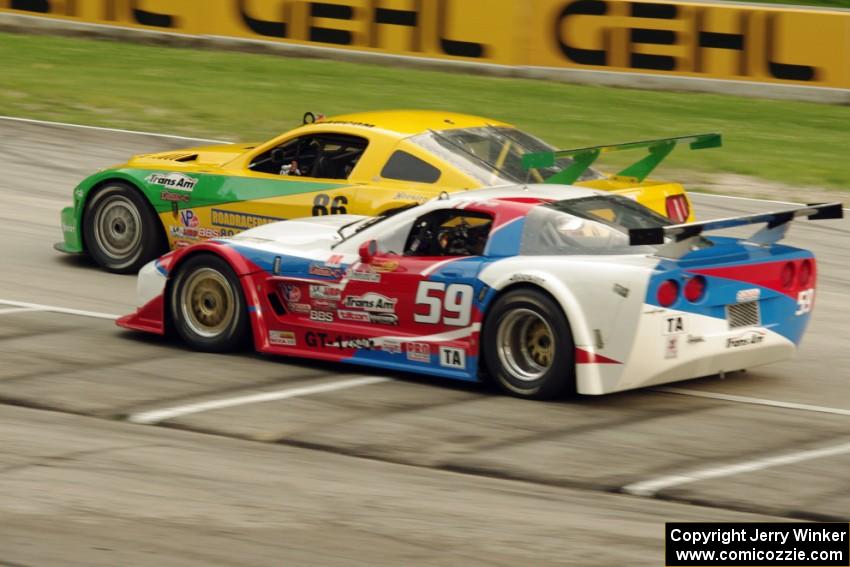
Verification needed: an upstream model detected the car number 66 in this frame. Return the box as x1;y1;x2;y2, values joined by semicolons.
414;282;473;326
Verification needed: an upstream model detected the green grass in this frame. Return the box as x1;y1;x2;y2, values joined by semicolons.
1;32;848;189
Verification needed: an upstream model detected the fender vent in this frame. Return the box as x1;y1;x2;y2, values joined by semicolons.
267;292;286;316
727;301;760;328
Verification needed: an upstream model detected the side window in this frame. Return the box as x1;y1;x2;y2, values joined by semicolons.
249;134;368;179
381;150;441;184
404;210;493;257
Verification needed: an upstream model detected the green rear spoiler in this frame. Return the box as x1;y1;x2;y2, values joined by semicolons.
521;133;721;185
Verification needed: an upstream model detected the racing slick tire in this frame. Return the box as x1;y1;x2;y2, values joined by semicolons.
483;288;576;400
83;182;165;274
170;254;250;353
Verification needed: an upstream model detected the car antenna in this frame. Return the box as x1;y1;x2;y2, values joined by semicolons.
303;112;325;125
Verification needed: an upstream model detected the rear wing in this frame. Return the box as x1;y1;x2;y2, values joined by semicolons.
521;133;721;185
629;202;843;257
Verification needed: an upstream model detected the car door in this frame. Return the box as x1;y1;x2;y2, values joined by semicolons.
337;208;495;374
208;133;369;234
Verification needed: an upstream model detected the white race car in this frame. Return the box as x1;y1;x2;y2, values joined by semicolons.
118;185;841;399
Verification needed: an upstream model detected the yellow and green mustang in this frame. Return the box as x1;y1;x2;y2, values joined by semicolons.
56;110;719;272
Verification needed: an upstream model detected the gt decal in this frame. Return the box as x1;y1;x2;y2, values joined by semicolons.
305;332;374;349
413;282;473;326
312;194;348;216
796;288;815;315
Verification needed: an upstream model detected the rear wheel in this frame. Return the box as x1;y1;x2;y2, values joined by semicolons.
170;254;249;352
83;182;165;273
482;288;575;400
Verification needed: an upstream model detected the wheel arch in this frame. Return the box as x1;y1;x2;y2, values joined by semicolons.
162;245;266;348
80;176;166;254
481;277;593;350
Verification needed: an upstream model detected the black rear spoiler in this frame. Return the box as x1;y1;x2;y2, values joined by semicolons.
630;202;843;255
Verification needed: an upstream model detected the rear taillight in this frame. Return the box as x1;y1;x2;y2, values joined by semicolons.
684;276;706;302
780;262;796;289
798;259;813;287
657;279;679;307
665;194;690;224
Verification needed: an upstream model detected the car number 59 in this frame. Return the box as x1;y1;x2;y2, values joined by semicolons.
414;282;473;326
796;288;815;315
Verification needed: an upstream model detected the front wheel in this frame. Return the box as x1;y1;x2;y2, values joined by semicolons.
482;288;575;400
83;182;165;273
170;254;249;352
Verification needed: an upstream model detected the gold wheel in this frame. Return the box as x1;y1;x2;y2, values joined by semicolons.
496;308;556;382
526;320;553;368
179;267;236;339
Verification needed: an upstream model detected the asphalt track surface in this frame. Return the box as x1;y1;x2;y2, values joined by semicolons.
1;117;848;566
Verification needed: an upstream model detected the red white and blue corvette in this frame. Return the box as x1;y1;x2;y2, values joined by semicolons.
118;185;841;399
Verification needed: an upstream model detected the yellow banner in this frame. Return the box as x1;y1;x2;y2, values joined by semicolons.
0;0;521;63
529;0;850;89
2;0;848;89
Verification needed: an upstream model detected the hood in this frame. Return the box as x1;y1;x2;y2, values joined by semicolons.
226;214;368;252
127;142;258;168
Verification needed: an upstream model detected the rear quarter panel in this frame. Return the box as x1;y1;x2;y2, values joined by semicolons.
478;255;655;392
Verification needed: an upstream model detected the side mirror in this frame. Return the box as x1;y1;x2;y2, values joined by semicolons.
358;239;377;262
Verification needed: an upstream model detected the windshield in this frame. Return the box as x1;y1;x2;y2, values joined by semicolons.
408;126;605;185
520;195;674;255
334;203;419;245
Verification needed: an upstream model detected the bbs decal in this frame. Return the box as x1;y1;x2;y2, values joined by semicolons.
309;310;333;323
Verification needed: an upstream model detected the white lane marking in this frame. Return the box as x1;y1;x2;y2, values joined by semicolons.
623;440;850;497
654;386;850;417
0;115;226;144
0;307;45;315
0;300;119;320
127;376;390;424
692;191;850;212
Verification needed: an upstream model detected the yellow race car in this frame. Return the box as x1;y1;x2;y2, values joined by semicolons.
57;109;718;272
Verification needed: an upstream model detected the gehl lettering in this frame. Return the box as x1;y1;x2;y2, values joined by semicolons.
10;0;176;26
240;0;485;57
555;0;817;81
10;0;485;58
